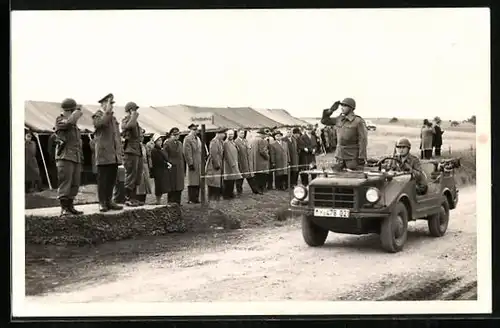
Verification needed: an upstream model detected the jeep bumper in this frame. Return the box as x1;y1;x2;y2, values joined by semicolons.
290;205;390;235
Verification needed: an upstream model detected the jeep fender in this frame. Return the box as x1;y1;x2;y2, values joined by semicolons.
395;193;413;220
442;187;457;210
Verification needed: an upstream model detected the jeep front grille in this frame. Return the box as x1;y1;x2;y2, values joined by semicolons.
310;186;356;209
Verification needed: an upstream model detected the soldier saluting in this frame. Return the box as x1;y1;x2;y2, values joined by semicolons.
92;93;124;212
121;101;143;206
54;98;84;216
321;97;368;171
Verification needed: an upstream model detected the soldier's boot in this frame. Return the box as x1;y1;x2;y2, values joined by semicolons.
125;189;139;207
59;198;73;216
107;195;123;210
67;199;84;215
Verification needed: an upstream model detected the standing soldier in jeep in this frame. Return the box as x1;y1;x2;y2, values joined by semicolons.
54;98;84;216
321;97;368;171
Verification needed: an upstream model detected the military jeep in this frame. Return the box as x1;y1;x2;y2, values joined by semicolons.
290;157;461;253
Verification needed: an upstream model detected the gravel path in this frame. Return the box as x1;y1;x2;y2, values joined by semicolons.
25;186;477;303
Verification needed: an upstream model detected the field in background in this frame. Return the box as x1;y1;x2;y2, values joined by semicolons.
301;117;476;133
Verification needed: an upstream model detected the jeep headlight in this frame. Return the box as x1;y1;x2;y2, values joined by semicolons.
293;185;307;200
365;187;380;203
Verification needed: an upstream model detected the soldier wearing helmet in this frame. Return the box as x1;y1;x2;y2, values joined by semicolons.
386;137;428;195
120;101;144;206
92;93;124;212
321;97;368;171
54;98;84;216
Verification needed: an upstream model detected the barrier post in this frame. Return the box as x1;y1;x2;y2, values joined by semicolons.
200;123;207;205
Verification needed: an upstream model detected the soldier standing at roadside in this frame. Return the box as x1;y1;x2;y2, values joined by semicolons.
121;101;143;206
92;93;124;212
54;98;84;216
321;98;368;171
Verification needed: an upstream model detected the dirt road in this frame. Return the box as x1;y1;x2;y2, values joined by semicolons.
26;186;477;303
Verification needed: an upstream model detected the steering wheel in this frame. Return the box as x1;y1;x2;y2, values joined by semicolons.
376;156;404;172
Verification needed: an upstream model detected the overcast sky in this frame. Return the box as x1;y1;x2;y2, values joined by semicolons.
11;8;489;120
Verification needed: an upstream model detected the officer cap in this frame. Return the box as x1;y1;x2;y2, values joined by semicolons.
396;137;411;148
340;97;356;109
61;98;78;110
125;101;139;112
98;93;115;104
169;127;180;135
188;123;198;130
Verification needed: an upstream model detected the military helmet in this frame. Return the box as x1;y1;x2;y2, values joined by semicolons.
61;98;77;110
396;137;411;148
340;97;356;109
125;101;139;112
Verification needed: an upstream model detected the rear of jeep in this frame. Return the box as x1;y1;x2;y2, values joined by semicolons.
290;170;412;253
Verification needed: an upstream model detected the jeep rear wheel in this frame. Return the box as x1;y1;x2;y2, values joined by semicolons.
428;198;450;237
301;216;329;247
380;202;409;253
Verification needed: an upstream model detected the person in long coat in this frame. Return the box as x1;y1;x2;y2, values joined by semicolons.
163;127;185;204
151;133;172;204
183;124;202;204
206;128;226;201
297;126;318;186
420;119;434;160
25;130;41;193
265;132;275;190
269;130;290;190
136;131;153;205
282;128;300;187
432;118;444;157
222;129;242;199
92;94;125;212
249;128;270;194
234;129;259;195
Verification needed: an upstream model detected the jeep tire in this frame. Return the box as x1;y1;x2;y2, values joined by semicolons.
380;202;409;253
302;216;329;247
428;197;450;237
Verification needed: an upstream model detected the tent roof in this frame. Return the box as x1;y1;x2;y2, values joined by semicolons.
253;108;309;127
184;105;282;129
25;100;96;133
152;105;226;133
83;105;169;135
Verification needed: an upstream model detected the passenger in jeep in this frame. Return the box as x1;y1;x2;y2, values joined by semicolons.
384;137;428;195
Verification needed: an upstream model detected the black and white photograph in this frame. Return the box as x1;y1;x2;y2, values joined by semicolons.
12;8;491;317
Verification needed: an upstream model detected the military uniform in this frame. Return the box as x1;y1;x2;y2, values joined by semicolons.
120;101;143;206
54;98;84;215
321;98;368;171
92;93;124;212
387;153;428;194
385;138;428;195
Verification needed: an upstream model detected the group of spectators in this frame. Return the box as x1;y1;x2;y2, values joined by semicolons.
36;93;333;216
420;117;444;159
104;124;328;207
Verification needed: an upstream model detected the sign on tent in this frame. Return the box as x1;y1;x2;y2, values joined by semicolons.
191;112;215;125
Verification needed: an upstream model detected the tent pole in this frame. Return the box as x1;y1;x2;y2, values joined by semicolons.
34;133;53;190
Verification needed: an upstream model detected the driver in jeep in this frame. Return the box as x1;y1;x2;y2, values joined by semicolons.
384;137;428;195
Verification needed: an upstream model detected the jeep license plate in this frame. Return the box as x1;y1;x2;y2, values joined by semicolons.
314;208;350;218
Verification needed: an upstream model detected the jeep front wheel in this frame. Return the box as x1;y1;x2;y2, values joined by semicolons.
301;216;329;247
380;202;409;253
428;198;450;237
